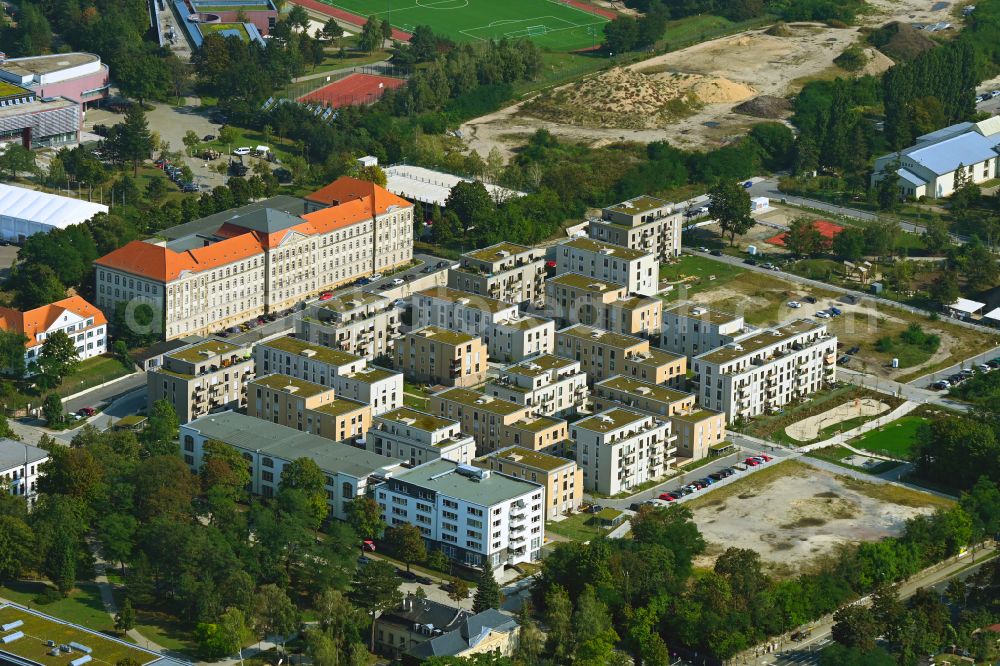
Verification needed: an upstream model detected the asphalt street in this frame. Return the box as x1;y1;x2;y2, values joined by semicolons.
907;344;1000;389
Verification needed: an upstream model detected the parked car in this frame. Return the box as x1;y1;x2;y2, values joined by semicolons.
931;380;950;390
658;492;676;501
787;301;801;308
182;182;199;192
203;134;216;141
414;574;433;585
700;477;715;486
392;278;404;286
829;306;842;316
742;180;753;188
988;359;1000;369
232;147;252;156
745;458;761;466
838;355;851;365
978;363;991;372
815;310;830;318
403;274;415;282
370;273;383;281
319;292;333;301
744;258;757;266
396;569;417;581
761;262;776;270
421;265;435;273
436;261;449;268
629;502;643;511
804;296;817;303
992;90;1000;98
77;407;96;417
847;346;860;355
710;249;723;256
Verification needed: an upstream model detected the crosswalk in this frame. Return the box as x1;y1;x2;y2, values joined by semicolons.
767;638;833;665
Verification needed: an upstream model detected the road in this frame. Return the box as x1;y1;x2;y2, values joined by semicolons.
906;344;1000;389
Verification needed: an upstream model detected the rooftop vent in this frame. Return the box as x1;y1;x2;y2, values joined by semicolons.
283;384;298;393
1;632;24;644
1;621;23;632
599;248;615;255
525;362;541;371
590;330;603;339
456;464;489;480
691;307;705;316
302;349;317;358
588;283;606;291
497;250;510;258
399;416;415;426
458;297;471;305
636;386;651;395
598;415;614;424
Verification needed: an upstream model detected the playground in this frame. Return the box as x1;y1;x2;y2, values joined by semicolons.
301;0;612;51
785;397;890;443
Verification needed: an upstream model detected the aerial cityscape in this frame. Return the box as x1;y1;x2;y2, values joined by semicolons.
0;0;999;664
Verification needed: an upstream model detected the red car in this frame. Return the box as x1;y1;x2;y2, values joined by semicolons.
744;458;761;466
77;407;96;417
319;292;334;301
658;493;675;501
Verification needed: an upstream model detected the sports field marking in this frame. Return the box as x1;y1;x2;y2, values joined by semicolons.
461;14;601;41
415;0;468;7
543;0;613;20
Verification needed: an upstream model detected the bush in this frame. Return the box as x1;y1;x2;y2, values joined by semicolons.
875;336;894;352
834;45;868;72
33;588;63;605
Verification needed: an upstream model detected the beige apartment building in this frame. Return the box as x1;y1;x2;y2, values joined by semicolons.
255;335;403;416
546;273;662;339
474;446;583;520
693;319;838;421
486;354;588;417
295;291;401;360
147;338;254;423
662;302;753;358
555;237;658;296
588;195;682;262
489;314;555;363
448;242;546;306
248;373;371;443
94;178;413;340
572;408;676;496
367;407;476;466
429;387;569;455
394;326;487;388
593;375;726;462
555;324;686;387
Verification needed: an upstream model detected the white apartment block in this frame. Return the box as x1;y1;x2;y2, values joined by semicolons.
661;301;754;358
556;237;658;297
256;335;403;416
488;314;555;364
0;439;48;508
572;408;676;496
367;407;476;466
375;459;545;570
448;242;546;306
295;291;402;360
692;318;838;421
414;287;518;339
588;195;682;262
94;178;413;340
182;411;405;521
0;296;107;371
486;354;588;417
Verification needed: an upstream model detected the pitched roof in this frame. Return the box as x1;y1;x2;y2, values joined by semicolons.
305;176;412;213
406;609;518;659
905;132;999;176
0;183;107;229
0;295;106;349
95;234;264;282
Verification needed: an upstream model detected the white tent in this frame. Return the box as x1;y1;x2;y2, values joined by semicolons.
949;297;985;315
983;307;1000;324
0;183;107;242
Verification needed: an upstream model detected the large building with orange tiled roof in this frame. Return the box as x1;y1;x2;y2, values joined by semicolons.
0;295;107;370
93;178;413;340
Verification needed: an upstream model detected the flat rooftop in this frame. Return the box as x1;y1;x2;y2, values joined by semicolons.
185;411;398;478
0;53;99;77
433;388;525;416
251;373;330;398
481;446;574;472
377;407;456;433
548;272;625;292
696;319;827;365
0;604;171;666
410;326;481;347
263;335;362;367
0;81;29;98
418;287;513;314
511;414;565;433
597;375;691;404
494;315;551;331
605;195;672;215
504;354;576;378
564;237;650;261
671;408;723;423
629;348;684;368
0;96;76;120
557;324;645;351
349;366;398;383
393;458;539;505
383;164;525;207
314;397;369;417
464;242;534;263
576;407;649;433
168;339;241;364
316;290;388;312
664;301;741;327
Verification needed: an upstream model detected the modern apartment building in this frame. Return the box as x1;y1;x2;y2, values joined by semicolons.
414;287;517;338
474;446;582;520
593;375;726;462
486;354;588;417
430;388;569;455
248;374;371;443
256;335;403;415
0;439;48;508
448;242;546;306
394;327;488;388
147;338;254;423
94;177;413;340
0;295;107;370
572;408;676;495
692;318;838;421
661;302;753;358
374;458;545;569
545;273;662;339
555;324;686;387
488;314;555;364
588;195;682;262
182;411;402;520
555;238;658;296
295;291;402;360
367;407;475;466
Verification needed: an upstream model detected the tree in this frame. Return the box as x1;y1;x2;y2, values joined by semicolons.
929;268;960;308
708;180;754;246
42;393;63;427
279;457;329;528
115;598;136;635
603;16;639;53
145;176;167;202
445;180;494;229
11;263;66;310
346;496;384;541
959;477;1000;541
322;18;344;45
36;331;80;386
350;560;402;651
922;218;951;254
197;607;252;659
0;144;37;180
182;130;201;157
385;524;426;572
201;439;251;499
543;584;574;663
98;512;137;576
447;577;470;604
115;53;170;108
110;105;154;176
472;567;501;613
832;604;879;651
573;586;619;666
784;218;827;257
359;15;381;53
219;125;239;148
0;515;35;579
0;330;29;379
380;16;393;45
143;399;179;457
831;227;866;261
252;584;299;645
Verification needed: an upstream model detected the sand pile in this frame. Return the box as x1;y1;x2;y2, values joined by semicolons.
860;46;895;76
733;95;793;118
868;21;937;61
522;67;756;129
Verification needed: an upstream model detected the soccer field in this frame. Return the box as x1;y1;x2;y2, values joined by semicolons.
319;0;610;51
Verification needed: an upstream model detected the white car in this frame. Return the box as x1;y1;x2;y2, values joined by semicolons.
992;90;1000;98
370;273;383;281
392;278;404;286
815;310;831;318
232;147;251;156
787;301;801;308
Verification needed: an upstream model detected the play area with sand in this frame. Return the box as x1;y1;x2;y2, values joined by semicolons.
785;398;890;442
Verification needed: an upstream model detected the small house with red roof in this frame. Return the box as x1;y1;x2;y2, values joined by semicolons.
0;295;107;370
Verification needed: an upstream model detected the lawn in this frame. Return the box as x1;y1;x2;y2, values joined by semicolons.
737;385;901;441
847;415;928;459
545;512;609;542
403;381;433;411
807;445;903;475
314;0;610;51
659;254;748;299
0;581;113;635
56;355;133;398
133;609;198;654
207;126;298;165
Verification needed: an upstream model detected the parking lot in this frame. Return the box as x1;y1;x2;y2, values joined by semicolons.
919;348;1000;390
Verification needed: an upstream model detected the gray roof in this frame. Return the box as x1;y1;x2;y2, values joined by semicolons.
156;196;307;240
0;439;47;472
380;595;469;633
896;168;927;186
392;459;541;505
406;609;518;659
905;132;999;176
184;411;401;480
916;121;973;143
223;208;304;234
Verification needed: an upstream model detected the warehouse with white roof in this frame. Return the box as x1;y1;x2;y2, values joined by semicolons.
0;183;107;242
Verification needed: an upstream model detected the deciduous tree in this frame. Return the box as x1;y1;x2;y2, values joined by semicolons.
708;180;754;246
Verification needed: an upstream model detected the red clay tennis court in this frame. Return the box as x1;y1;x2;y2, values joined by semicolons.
297;73;406;108
767;220;845;247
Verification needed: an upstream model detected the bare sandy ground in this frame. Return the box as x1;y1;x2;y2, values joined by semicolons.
785;398;890;441
689;462;942;573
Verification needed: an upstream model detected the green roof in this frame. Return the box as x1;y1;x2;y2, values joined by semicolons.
511;414;565;433
696;319;826;364
410;326;481;347
350;367;398;383
251;373;330;398
314;397;369;417
664;302;741;326
671;408;723;423
464;242;533;263
201;22;251;41
115;415;148;427
629;348;684;368
394;458;540;505
606;195;671;215
593;507;624;521
505;354;576;378
576;408;647;433
316;290;387;312
263;335;362;367
564;237;651;261
481;446;574;472
494;315;552;331
557;324;645;351
433;388;525;416
597;375;690;405
0;81;30;99
157;367;195;380
418;287;514;314
168;339;240;363
0;604;167;666
548;273;625;292
377;407;456;434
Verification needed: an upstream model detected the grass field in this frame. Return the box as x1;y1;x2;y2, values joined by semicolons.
0;582;114;636
847;415;928;458
316;0;610;51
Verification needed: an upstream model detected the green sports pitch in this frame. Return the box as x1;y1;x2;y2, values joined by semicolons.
324;0;609;51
